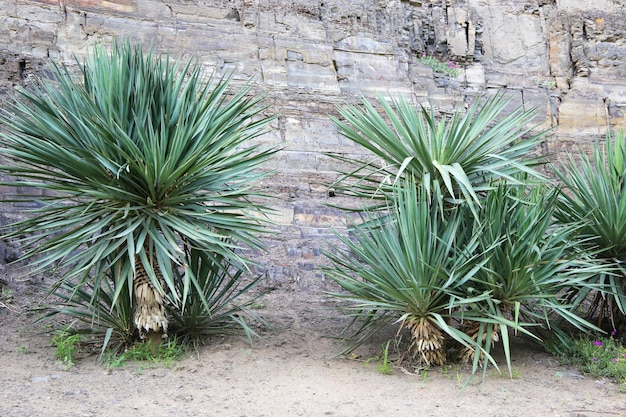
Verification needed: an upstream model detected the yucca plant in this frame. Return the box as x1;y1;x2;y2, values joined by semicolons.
554;129;626;333
167;247;265;347
324;177;493;370
37;263;135;357
461;181;605;373
327;92;548;215
0;41;276;345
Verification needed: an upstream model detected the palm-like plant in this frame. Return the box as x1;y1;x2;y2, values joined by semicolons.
554;129;626;333
328;92;548;215
0;41;276;344
462;182;605;371
167;248;265;347
324;177;492;369
38;265;136;357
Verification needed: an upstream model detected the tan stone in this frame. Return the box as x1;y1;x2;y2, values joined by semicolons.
558;97;607;135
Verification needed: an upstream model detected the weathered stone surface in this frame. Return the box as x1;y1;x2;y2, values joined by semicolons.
1;0;626;287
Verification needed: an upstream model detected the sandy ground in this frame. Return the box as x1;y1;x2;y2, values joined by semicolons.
1;274;625;417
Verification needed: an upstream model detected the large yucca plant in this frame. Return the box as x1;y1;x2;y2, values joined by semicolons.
327;92;548;215
0;41;276;344
554;129;626;333
324;177;493;370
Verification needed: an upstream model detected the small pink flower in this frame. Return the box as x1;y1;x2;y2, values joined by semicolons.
612;358;617;362
594;341;603;347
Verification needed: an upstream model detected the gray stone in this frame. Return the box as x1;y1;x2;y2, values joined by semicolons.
2;0;626;287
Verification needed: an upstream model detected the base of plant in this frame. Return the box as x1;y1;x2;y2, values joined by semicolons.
458;321;500;365
143;331;167;352
406;317;447;366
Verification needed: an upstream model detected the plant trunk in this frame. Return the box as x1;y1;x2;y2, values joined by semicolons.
459;320;500;364
406;316;446;366
612;282;626;336
133;253;168;347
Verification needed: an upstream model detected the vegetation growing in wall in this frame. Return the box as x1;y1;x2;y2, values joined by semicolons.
417;52;461;77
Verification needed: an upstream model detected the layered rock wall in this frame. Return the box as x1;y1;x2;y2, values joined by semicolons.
1;0;625;287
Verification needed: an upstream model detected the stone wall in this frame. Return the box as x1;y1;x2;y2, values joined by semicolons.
1;0;625;288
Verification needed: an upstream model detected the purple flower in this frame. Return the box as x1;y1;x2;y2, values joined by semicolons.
612;358;617;363
593;357;598;362
611;330;617;336
594;341;603;347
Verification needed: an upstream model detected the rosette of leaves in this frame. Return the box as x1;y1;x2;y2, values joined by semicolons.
324;177;493;370
554;129;626;334
167;247;265;348
37;264;135;357
327;92;547;217
0;41;276;346
462;181;605;374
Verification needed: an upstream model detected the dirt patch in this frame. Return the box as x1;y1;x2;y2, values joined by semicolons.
0;270;624;417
